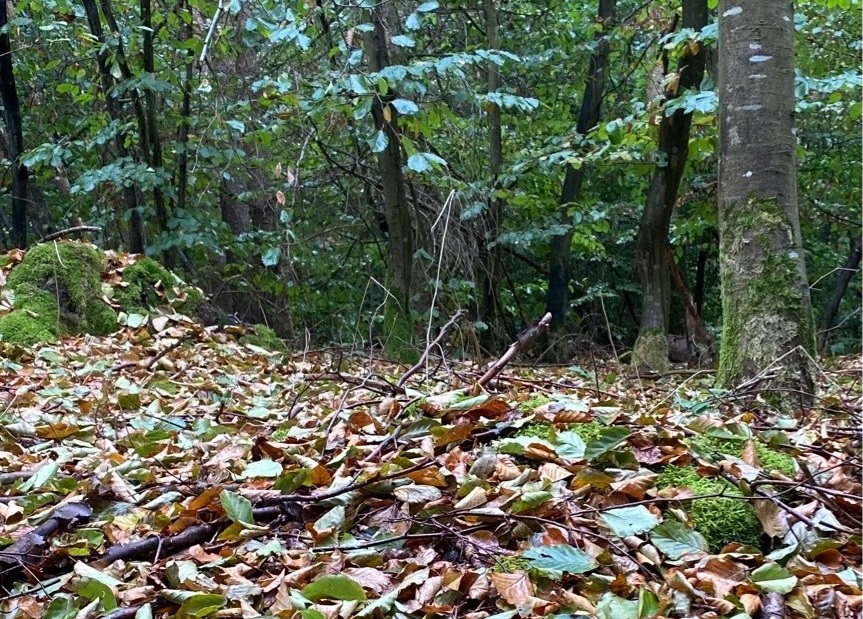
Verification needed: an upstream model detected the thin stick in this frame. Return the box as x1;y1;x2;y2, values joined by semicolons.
477;312;552;387
397;309;467;388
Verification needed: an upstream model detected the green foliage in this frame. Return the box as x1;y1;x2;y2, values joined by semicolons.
239;324;287;352
656;466;763;552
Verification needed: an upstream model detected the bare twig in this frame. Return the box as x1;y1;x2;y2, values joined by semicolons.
397;309;467;388
478;312;552;387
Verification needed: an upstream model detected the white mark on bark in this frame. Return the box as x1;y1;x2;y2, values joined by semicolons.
736;104;764;111
723;6;743;16
743;171;753;177
789;251;799;259
749;43;762;50
729;126;741;146
783;15;791;21
749;55;773;63
749;74;767;79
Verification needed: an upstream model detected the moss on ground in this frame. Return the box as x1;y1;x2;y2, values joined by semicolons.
656;466;762;552
0;242;116;345
689;435;796;476
239;324;287;352
115;257;202;316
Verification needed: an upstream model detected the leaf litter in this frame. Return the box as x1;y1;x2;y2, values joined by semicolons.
0;312;859;619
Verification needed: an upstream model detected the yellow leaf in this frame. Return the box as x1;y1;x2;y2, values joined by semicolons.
383;105;392;123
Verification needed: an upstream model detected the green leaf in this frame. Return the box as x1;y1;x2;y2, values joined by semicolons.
637;587;662;617
596;592;638;619
750;563;798;594
300;575;367;602
407;152;447;173
585;427;631;461
44;595;77;619
370;129;388;153
176;593;226;618
261;246;281;267
511;490;553;513
242;459;283;479
599;505;659;536
416;1;439;11
650;520;708;559
391;35;415;47
390;98;419;115
220;490;254;524
522;544;597;575
226;120;245;133
555;431;586;459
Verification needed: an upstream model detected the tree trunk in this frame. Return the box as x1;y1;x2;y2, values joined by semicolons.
363;9;415;354
545;0;615;334
478;0;502;351
0;0;28;248
82;0;145;253
632;0;707;371
717;0;816;407
817;234;862;353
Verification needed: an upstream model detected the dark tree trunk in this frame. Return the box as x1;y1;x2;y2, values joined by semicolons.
478;0;503;351
546;0;615;333
717;0;816;407
632;0;707;371
363;9;415;352
0;0;28;248
817;234;862;353
82;0;146;253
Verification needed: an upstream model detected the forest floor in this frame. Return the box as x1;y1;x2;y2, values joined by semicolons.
0;315;859;619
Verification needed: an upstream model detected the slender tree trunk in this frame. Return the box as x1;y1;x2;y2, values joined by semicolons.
82;0;145;253
363;9;415;353
632;0;707;371
717;0;816;407
176;0;192;218
545;0;615;334
478;0;502;351
0;0;28;248
817;234;861;353
141;0;170;250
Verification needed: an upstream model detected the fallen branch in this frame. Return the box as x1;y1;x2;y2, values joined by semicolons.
39;226;101;243
0;503;92;573
478;312;552;387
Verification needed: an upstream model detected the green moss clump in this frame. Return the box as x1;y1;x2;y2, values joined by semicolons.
0;242;116;344
656;466;762;552
522;395;552;411
493;556;531;573
689;435;796;477
517;421;555;441
114;257;177;314
239;324;286;352
568;421;606;444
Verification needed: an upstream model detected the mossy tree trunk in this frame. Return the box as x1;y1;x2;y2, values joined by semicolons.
363;9;416;357
545;0;615;341
632;0;707;371
717;0;816;406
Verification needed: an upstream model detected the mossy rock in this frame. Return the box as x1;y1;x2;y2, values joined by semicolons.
656;466;763;552
0;242;116;345
239;324;287;352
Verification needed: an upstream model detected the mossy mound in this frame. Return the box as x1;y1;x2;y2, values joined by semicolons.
0;242;206;346
0;242;116;345
239;324;287;352
656;466;763;552
114;256;203;317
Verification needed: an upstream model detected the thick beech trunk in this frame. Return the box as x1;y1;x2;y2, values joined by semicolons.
718;0;816;406
632;0;707;371
545;0;615;333
0;0;28;248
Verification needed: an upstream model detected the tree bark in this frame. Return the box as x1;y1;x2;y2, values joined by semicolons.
478;0;503;351
545;0;615;334
363;9;415;352
717;0;816;407
817;234;861;353
632;0;707;371
0;0;28;248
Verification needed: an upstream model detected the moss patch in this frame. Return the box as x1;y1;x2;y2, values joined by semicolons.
0;242;116;345
114;257;202;317
689;435;796;476
656;466;762;552
239;324;287;352
632;327;669;372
